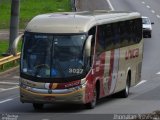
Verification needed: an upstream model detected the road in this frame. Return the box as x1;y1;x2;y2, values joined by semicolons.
0;29;23;40
75;0;110;11
1;0;160;119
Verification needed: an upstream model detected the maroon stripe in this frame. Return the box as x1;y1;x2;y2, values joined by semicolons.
49;83;53;89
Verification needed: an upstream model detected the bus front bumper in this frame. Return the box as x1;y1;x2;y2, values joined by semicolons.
20;87;85;104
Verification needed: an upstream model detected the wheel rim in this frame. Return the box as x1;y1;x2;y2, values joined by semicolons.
92;88;97;107
126;84;129;94
126;79;129;95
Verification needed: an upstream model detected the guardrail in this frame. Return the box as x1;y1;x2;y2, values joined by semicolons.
0;52;20;70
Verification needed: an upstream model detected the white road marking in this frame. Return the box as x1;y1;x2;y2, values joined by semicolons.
0;96;19;104
0;99;13;104
156;15;160;18
0;88;4;92
106;0;114;10
156;72;160;75
0;86;19;92
146;5;150;9
134;80;147;87
151;10;155;14
142;1;145;4
0;82;19;85
13;76;20;79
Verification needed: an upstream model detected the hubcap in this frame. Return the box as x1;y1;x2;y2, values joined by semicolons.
92;89;97;106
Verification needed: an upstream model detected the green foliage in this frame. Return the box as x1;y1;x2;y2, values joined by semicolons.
0;0;71;57
0;40;22;58
0;40;9;58
0;0;71;29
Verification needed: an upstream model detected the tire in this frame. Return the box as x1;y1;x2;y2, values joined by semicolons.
33;103;44;110
85;87;97;109
148;34;152;38
119;75;130;98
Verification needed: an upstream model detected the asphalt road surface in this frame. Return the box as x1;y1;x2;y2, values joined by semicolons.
1;0;160;119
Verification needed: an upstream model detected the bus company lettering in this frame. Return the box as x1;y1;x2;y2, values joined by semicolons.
64;80;81;88
125;48;139;60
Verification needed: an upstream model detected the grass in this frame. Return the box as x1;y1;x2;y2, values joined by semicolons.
0;40;20;72
0;40;22;58
0;40;9;58
0;0;71;72
0;0;71;29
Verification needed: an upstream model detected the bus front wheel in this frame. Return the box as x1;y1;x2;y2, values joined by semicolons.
85;87;97;109
33;103;44;110
119;75;130;98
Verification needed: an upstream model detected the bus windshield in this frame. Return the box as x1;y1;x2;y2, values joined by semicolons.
21;33;87;79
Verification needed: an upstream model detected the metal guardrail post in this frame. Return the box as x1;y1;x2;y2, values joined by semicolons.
71;0;75;11
71;0;78;12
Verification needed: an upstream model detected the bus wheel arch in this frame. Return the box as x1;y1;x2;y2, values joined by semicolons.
95;80;100;100
128;70;131;87
85;80;100;109
119;70;131;98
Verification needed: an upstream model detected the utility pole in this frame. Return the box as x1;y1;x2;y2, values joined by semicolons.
7;0;20;55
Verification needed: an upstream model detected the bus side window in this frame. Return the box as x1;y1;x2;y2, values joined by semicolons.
120;21;128;47
128;20;136;45
88;26;96;36
125;20;131;43
112;23;120;49
105;24;113;50
96;25;106;54
135;18;142;43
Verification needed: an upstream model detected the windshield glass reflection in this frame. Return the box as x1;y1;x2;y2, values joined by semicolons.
21;33;87;79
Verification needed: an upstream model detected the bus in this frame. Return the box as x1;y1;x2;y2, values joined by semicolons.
13;10;143;110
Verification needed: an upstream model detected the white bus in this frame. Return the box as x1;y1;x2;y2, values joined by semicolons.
13;10;143;110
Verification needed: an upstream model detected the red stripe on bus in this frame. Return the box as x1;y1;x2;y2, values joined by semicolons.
49;83;53;89
101;52;106;96
108;50;114;92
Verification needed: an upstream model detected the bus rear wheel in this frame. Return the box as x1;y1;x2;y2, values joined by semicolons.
33;103;44;110
119;75;130;98
85;87;97;109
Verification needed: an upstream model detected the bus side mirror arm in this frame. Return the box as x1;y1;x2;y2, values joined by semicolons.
12;34;24;56
84;35;93;57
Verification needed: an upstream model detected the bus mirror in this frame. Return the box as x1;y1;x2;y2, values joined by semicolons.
12;34;24;56
84;35;93;57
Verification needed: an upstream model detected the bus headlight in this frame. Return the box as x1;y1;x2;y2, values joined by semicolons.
68;80;87;92
20;83;31;91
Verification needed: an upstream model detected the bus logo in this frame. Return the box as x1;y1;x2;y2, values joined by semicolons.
125;48;139;60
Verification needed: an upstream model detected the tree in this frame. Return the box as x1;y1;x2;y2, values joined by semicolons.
7;0;20;55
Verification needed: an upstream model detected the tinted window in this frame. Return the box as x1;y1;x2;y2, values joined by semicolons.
96;18;142;54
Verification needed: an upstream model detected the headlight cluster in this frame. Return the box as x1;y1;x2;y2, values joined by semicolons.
69;79;87;92
20;83;32;91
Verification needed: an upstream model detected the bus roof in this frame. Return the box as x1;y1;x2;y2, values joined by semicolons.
25;10;141;34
